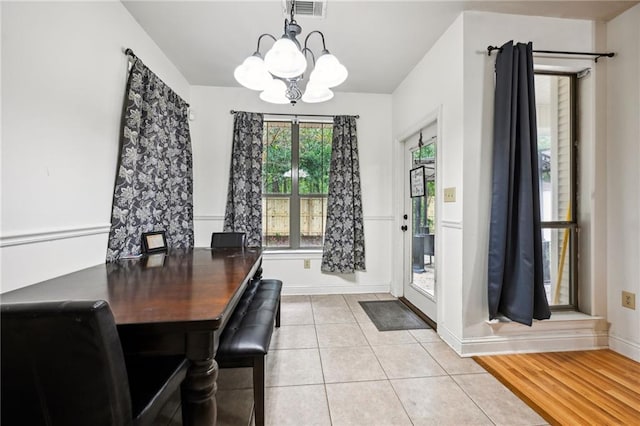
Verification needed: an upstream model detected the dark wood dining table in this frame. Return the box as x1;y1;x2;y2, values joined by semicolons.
0;247;263;426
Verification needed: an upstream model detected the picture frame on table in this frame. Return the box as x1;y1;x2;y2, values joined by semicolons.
410;166;426;198
141;231;168;254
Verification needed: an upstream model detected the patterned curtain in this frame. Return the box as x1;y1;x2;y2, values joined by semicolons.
106;58;193;262
321;116;365;273
223;112;264;247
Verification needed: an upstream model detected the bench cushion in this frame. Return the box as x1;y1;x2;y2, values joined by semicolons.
217;279;282;358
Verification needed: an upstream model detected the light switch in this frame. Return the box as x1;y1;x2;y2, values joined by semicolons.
444;187;456;203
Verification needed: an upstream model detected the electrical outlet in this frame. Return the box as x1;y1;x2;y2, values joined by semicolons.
444;187;456;203
304;259;311;269
622;291;636;310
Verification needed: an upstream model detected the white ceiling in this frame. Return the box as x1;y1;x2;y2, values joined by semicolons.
122;1;638;94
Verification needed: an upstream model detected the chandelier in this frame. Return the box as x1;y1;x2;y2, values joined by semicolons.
233;1;348;105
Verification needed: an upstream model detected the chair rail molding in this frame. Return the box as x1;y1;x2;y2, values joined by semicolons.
363;215;394;221
0;224;111;248
441;220;462;229
194;215;225;221
194;215;392;221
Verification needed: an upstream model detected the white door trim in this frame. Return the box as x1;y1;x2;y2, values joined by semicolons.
392;106;443;305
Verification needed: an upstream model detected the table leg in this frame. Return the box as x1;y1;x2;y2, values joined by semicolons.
181;358;218;426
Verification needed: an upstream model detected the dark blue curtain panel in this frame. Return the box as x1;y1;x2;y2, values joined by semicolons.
487;41;551;326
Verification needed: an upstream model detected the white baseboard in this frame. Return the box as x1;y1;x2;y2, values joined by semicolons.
609;334;640;362
457;331;609;357
438;315;609;357
282;284;391;296
437;324;464;354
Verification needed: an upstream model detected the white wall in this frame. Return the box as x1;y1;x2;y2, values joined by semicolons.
189;86;393;294
459;12;607;353
394;11;609;355
606;3;640;362
392;14;465;338
0;2;190;292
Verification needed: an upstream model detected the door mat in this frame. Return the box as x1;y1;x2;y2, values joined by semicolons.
358;300;430;331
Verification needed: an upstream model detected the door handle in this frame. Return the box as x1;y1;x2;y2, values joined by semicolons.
401;225;408;232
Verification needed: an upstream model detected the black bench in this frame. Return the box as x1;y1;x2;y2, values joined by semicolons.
216;277;282;426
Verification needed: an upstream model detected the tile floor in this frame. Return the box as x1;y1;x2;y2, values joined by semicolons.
167;293;548;426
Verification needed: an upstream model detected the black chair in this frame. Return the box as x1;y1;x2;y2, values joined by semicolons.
1;300;189;426
211;231;246;248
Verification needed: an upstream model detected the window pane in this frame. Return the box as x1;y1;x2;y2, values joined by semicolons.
263;121;292;195
262;197;290;247
300;197;327;247
261;120;332;249
535;75;573;221
412;143;436;233
542;227;573;306
299;122;332;195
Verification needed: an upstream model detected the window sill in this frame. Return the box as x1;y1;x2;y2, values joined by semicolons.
262;249;323;259
486;311;607;335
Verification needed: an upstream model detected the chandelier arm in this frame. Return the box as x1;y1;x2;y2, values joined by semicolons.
301;47;316;66
304;30;327;52
255;33;277;54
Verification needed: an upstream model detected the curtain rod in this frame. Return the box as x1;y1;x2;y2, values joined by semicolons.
230;110;359;119
124;48;190;108
486;45;615;62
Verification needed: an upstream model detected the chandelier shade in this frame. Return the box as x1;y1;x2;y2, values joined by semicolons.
302;82;334;103
233;55;273;91
233;1;347;105
309;53;348;88
259;79;290;104
264;38;308;78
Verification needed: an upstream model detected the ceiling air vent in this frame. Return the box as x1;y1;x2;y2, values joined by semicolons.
283;1;326;19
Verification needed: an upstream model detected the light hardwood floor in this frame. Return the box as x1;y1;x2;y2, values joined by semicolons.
475;349;640;425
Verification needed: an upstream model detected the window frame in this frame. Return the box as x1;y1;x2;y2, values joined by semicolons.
535;71;579;310
262;118;332;250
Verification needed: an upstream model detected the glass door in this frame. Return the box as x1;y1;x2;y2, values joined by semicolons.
403;133;437;322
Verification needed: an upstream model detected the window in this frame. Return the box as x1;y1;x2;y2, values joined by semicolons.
262;120;332;249
535;73;578;309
